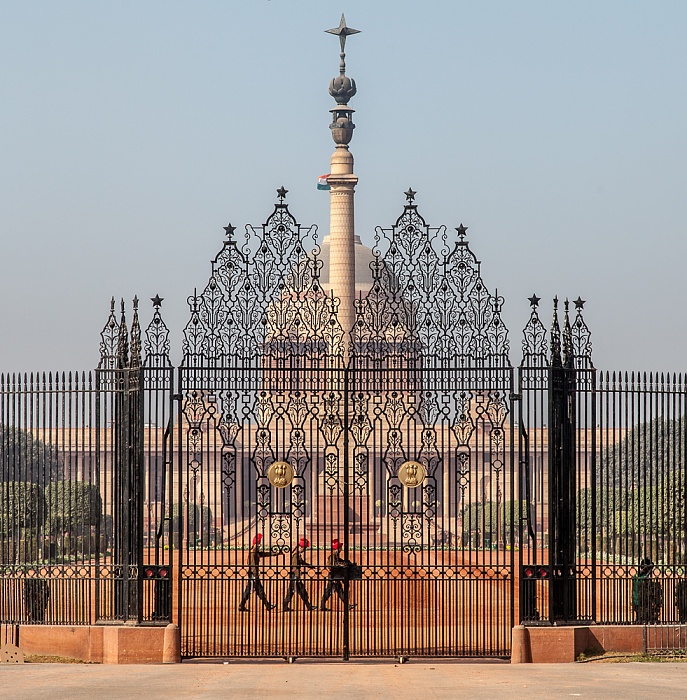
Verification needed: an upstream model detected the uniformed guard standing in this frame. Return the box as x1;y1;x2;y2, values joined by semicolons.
283;537;317;612
632;557;663;623
319;538;356;611
238;534;282;612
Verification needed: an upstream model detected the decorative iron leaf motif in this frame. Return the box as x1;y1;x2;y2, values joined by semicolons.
183;390;207;428
353;451;368;492
571;303;593;368
99;298;120;370
383;427;406;477
384;391;405;430
451;392;475;446
418;390;440;426
291;482;305;521
143;301;171;367
423;481;437;522
285;392;309;475
350;391;372;446
221;450;236;493
323;451;340;493
253;428;275;477
321;391;343;446
388;482;402;521
521;302;548;364
216;390;241;447
256;482;270;521
418;428;441;476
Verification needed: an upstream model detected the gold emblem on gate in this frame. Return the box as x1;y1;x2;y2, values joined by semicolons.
398;460;426;489
268;461;294;488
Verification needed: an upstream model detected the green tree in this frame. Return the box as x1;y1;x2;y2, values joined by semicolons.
0;424;62;483
0;481;46;564
0;481;44;535
45;480;102;537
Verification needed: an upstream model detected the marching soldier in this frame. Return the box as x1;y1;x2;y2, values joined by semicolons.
320;538;357;611
238;534;282;612
283;537;317;612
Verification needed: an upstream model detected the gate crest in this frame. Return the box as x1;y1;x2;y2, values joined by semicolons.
182;190;344;367
353;192;511;368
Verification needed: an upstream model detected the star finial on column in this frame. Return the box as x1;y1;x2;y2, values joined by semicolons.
223;223;236;238
276;186;288;202
528;294;541;308
151;294;164;308
404;188;416;203
325;14;361;54
456;224;469;240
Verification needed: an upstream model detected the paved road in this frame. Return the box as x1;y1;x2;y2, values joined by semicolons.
1;660;686;699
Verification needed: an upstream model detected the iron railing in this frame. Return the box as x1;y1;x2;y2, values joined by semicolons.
1;191;686;659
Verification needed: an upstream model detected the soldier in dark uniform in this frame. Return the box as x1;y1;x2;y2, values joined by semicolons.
238;534;281;612
632;557;663;623
320;538;356;611
283;537;317;612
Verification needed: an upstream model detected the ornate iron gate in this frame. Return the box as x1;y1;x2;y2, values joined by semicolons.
173;192;515;658
4;188;686;656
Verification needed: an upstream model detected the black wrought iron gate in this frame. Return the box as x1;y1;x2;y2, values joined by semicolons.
4;192;686;655
172;193;515;658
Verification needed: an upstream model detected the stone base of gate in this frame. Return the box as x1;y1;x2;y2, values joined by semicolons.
17;623;181;664
511;625;645;663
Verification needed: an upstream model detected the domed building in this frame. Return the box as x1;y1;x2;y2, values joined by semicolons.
314;234;375;297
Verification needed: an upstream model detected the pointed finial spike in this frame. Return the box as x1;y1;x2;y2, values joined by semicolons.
133;295;139;310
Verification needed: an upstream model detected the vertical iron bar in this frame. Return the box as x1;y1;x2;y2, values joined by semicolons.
342;364;350;661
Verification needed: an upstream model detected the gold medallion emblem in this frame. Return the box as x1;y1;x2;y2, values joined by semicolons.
268;461;294;488
398;460;426;489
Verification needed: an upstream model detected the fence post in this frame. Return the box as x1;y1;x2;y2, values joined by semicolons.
113;299;145;622
548;299;577;622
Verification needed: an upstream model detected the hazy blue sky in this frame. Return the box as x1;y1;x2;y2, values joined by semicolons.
1;1;685;372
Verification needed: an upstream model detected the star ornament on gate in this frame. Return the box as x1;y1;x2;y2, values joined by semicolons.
528;294;541;308
574;296;586;310
277;186;288;202
223;223;236;238
404;188;416;203
151;294;164;309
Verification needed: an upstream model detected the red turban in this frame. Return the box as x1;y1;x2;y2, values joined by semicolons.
252;534;263;545
299;538;310;549
331;539;341;550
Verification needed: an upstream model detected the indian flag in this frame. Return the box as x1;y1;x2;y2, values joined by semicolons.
317;174;330;191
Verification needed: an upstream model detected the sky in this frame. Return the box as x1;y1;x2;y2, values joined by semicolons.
0;1;685;373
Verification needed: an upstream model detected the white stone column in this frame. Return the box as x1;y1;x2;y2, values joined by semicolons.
328;145;357;349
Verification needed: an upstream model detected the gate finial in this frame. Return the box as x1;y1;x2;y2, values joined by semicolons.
550;296;562;367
